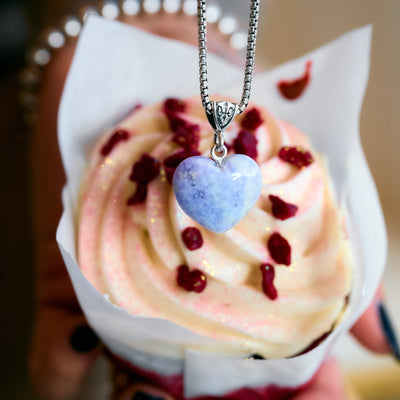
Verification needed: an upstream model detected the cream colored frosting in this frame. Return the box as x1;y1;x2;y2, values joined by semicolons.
78;98;353;359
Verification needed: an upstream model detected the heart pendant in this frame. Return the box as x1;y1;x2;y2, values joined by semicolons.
172;154;262;233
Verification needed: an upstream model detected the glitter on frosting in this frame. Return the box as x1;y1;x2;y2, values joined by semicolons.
78;98;353;359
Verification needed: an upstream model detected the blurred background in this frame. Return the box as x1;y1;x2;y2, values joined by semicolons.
0;0;399;399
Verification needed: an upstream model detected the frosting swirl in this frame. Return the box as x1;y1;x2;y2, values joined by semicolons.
78;98;353;359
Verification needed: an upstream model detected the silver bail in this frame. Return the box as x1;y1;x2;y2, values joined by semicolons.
206;101;238;132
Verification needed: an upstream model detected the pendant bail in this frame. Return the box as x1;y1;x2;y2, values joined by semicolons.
206;101;239;133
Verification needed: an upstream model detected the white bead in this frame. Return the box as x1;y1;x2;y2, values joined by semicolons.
64;16;81;37
163;0;181;13
32;48;50;66
121;0;140;15
218;16;238;35
101;1;120;20
182;0;197;16
230;31;247;50
206;4;221;23
143;0;161;14
47;30;65;48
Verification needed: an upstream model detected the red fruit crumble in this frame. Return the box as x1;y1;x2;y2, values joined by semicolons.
176;265;207;293
127;183;147;205
163;98;186;115
241;108;263;130
277;60;312;100
129;154;160;183
163;149;200;184
233;130;258;160
100;129;129;156
163;98;192;133
172;124;200;150
181;227;203;251
167;114;190;132
269;195;298;220
260;263;278;300
267;232;291;266
278;146;314;169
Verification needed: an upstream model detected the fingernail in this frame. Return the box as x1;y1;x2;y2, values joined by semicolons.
132;391;165;400
377;301;400;362
70;325;100;353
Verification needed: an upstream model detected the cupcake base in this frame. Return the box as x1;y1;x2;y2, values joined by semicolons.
108;350;315;400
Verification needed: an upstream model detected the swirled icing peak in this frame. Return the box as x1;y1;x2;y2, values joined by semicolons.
78;97;353;359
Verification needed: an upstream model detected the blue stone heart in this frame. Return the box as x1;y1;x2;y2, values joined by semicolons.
173;154;262;233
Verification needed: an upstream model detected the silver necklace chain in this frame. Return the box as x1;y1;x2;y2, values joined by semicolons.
197;0;260;165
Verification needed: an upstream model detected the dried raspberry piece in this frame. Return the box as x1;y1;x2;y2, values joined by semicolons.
278;146;314;168
241;108;263;130
129;154;160;183
233;130;258;160
181;227;203;251
100;129;129;156
269;195;298;220
172;124;200;150
127;183;147;205
163;98;186;115
176;265;207;293
267;232;291;266
277;60;312;100
167;114;189;132
163;149;200;184
260;263;278;300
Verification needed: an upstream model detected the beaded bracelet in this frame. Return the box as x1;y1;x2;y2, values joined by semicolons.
19;0;248;126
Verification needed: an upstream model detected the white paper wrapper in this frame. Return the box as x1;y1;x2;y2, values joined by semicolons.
57;17;386;397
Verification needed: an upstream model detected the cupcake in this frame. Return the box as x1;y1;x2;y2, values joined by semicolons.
57;18;384;399
78;97;353;362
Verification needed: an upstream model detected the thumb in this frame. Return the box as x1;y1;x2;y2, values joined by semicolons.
289;358;345;400
350;287;399;358
115;384;175;400
30;307;101;400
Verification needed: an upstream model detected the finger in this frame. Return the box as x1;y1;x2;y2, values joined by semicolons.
290;358;345;400
350;288;397;356
30;307;100;400
116;383;174;400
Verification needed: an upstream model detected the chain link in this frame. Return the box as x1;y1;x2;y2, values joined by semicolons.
197;0;260;114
